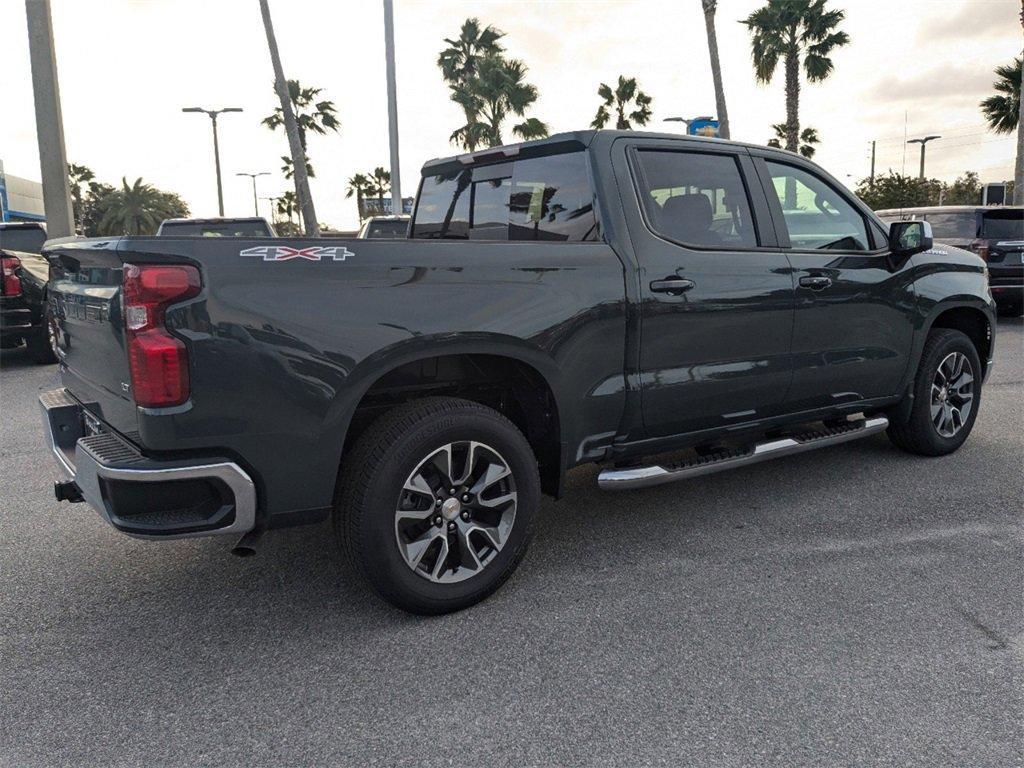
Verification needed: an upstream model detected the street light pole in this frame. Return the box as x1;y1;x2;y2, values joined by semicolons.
382;0;402;215
906;135;941;180
237;172;270;216
182;107;243;216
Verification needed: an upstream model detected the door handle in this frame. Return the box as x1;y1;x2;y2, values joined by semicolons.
650;278;695;295
799;275;832;290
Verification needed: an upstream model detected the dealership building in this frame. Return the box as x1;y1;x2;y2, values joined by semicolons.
0;160;45;222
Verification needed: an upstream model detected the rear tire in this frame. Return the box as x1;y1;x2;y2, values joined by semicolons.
887;328;982;456
333;396;539;614
26;304;58;365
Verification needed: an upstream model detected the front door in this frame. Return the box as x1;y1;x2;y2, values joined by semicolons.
622;143;795;439
754;155;916;412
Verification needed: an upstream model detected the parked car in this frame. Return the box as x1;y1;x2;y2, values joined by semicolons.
357;214;410;239
876;205;1023;316
0;222;57;363
40;130;995;614
156;217;276;237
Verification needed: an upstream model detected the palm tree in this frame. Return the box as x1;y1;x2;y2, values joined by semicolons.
980;56;1022;204
97;177;187;236
591;76;653;130
258;0;318;236
262;79;340;177
701;0;731;140
742;0;850;153
367;167;391;207
67;163;94;234
281;155;316;180
767;123;819;157
450;55;548;148
439;18;505;151
346;173;372;221
275;191;298;225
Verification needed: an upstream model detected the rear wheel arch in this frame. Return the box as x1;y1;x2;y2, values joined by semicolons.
338;351;564;498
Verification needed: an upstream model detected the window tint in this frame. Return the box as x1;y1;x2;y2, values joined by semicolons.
0;226;46;253
365;219;409;238
982;210;1023;240
411;170;470;239
509;153;598;241
471;178;510;239
765;161;869;251
158;221;273;237
925;212;977;239
635;150;757;248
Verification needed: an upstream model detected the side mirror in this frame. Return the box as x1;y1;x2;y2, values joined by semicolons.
888;220;933;259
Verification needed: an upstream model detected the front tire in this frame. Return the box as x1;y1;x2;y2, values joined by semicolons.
887;328;982;456
334;397;539;614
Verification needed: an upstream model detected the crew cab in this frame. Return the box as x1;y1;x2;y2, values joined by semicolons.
1;222;57;363
39;131;996;613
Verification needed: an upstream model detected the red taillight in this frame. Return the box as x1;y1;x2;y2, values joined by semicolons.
969;239;990;261
122;263;201;407
1;256;22;296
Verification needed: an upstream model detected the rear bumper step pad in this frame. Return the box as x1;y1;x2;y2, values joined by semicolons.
598;416;889;491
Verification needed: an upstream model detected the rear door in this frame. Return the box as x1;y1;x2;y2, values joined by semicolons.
616;139;795;438
47;241;139;437
752;153;916;412
981;208;1024;301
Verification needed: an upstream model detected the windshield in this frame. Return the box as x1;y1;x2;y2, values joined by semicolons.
159;221;272;237
981;210;1023;240
0;226;46;254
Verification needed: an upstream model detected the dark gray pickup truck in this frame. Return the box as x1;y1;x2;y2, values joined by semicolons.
40;131;996;613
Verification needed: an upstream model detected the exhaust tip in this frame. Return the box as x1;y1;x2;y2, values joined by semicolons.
230;529;262;558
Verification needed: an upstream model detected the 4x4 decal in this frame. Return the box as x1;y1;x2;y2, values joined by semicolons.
240;245;353;262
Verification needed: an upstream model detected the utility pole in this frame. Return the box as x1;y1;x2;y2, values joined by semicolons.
236;172;269;216
182;107;243;216
869;140;876;187
259;0;319;237
907;135;941;180
383;0;402;215
25;0;74;238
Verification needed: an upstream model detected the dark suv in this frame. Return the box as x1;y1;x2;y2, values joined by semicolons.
877;205;1023;315
0;222;57;363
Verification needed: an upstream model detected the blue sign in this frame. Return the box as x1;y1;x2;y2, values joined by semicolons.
687;118;720;138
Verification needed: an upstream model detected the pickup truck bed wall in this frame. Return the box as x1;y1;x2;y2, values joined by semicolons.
42;130;996;533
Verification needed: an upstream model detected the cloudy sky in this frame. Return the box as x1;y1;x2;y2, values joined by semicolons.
3;0;1020;230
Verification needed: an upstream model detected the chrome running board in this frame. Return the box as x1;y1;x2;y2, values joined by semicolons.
597;416;889;491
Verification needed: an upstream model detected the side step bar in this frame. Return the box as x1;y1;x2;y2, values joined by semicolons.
598;416;889;491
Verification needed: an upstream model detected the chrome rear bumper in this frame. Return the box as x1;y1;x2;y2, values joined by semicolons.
39;387;256;539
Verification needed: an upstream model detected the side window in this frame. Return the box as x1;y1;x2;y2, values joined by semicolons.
634;150;758;248
509;153;598;241
411;171;470;239
764;161;869;251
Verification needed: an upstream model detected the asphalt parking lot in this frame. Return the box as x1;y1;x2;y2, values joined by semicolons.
2;318;1021;767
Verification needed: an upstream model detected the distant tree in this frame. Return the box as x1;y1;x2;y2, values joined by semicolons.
701;0;731;139
275;190;299;226
262;79;339;178
93;178;188;236
366;167;391;207
742;0;850;153
80;182;115;237
67;163;94;234
980;56;1022;204
855;171;944;210
943;171;982;206
280;155;315;180
591;76;653;130
346;172;372;221
439;18;506;151
767;123;819;157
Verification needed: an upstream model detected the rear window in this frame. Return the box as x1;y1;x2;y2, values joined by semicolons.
0;226;46;254
412;151;598;242
159;221;272;237
981;210;1023;240
365;219;409;238
923;212;976;240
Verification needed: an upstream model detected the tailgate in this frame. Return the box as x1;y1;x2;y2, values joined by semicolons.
46;239;139;438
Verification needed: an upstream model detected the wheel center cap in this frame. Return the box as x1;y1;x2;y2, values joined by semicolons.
441;497;462;521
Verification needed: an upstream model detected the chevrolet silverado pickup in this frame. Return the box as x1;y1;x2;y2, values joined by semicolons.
1;222;58;363
39;130;996;614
